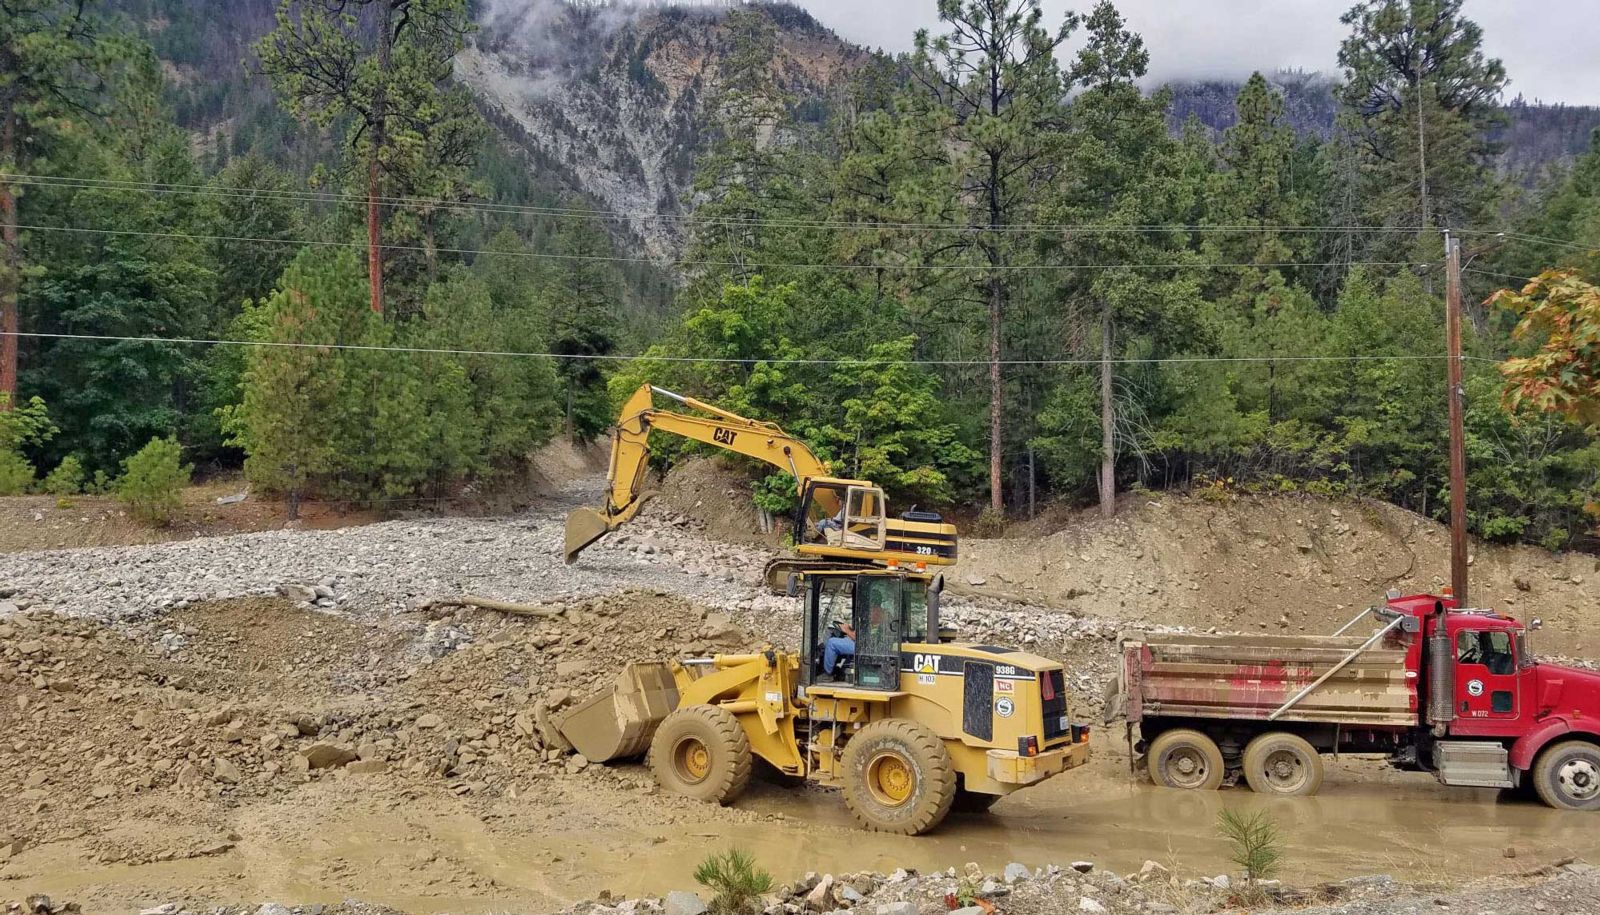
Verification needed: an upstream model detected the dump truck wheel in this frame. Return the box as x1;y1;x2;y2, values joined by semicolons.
842;720;957;834
649;705;752;805
1532;740;1600;811
1241;732;1324;797
1147;729;1225;791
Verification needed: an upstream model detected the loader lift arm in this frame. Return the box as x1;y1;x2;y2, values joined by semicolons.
565;384;844;563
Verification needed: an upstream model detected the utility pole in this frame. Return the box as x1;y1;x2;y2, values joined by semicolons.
1443;230;1469;603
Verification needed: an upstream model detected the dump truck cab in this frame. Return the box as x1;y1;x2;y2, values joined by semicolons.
557;567;1090;834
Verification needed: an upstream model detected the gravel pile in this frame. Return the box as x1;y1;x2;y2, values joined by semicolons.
555;859;1600;915
0;498;1158;701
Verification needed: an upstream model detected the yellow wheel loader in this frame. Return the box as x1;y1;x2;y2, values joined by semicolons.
557;569;1091;834
563;384;959;591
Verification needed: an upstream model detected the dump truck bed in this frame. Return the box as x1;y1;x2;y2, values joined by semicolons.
1118;631;1417;727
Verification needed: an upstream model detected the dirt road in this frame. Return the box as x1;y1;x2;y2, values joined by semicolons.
4;473;1599;914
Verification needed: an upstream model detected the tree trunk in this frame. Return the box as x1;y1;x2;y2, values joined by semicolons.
988;272;1003;515
0;98;19;408
1099;307;1115;518
365;1;394;316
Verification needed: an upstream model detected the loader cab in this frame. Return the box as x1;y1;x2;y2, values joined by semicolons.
796;478;887;551
799;570;939;691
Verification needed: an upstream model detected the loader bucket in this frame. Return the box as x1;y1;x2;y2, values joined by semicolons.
564;507;613;565
557;661;680;762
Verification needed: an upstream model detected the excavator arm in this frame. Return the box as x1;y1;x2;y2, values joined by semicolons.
565;384;838;563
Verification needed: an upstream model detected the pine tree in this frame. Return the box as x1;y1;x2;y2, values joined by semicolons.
910;0;1078;515
1;0;142;407
1049;1;1201;516
1337;0;1508;233
256;0;475;315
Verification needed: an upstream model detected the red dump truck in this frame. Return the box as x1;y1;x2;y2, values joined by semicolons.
1105;592;1600;809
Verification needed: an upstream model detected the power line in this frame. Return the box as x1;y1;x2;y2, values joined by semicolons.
3;172;1443;236
3;330;1460;367
1464;266;1537;285
13;222;1430;274
1461;227;1600;255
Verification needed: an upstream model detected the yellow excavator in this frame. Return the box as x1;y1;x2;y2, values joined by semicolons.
563;384;959;590
557;566;1092;834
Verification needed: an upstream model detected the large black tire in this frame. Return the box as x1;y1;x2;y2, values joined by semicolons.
1241;732;1324;797
1147;728;1225;791
1531;740;1600;811
841;719;957;834
648;705;752;805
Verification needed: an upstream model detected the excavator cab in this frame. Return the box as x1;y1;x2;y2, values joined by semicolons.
798;479;888;550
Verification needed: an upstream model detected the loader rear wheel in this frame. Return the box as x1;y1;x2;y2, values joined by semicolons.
1532;740;1600;811
1242;732;1324;797
649;705;752;805
842;720;957;835
1147;728;1225;791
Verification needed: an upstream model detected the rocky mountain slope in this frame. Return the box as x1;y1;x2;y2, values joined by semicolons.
460;3;863;257
121;1;1600;264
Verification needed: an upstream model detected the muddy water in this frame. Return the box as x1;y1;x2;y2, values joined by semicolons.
17;757;1598;914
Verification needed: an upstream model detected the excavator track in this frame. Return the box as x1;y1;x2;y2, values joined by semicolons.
762;558;869;594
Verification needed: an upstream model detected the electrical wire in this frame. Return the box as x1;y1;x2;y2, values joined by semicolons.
3;330;1460;367
12;222;1431;273
1461;227;1600;255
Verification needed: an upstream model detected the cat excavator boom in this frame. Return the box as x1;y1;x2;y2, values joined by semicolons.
564;384;957;588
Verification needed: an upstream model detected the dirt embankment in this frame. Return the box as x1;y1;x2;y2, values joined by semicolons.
654;457;786;550
952;495;1599;657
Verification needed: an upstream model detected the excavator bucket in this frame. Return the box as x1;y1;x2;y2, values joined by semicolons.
557;661;681;762
564;507;613;565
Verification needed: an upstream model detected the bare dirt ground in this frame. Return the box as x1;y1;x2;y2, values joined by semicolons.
3;456;1599;914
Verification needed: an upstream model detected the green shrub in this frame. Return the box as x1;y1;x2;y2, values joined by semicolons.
1216;808;1284;886
693;849;773;915
970;508;1006;538
43;456;86;496
0;449;35;496
118;437;192;525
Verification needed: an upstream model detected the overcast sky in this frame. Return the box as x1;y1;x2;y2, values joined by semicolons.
792;1;1600;106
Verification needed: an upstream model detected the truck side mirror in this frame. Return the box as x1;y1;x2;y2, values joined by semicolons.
786;573;800;598
1529;618;1543;631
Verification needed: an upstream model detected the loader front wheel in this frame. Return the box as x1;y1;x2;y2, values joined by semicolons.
649;705;752;805
1147;728;1225;791
1242;732;1324;797
842;720;957;835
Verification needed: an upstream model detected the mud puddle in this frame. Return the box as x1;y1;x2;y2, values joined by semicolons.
13;757;1596;915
